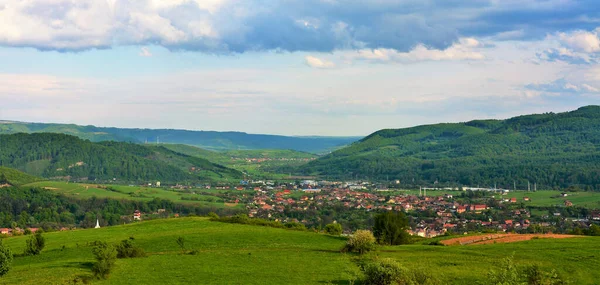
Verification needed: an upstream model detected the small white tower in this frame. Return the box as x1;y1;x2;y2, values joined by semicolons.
95;219;101;229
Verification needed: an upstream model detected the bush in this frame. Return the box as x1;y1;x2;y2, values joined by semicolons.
362;258;406;285
0;240;13;277
115;239;146;258
176;236;185;252
324;223;343;235
487;255;521;285
24;231;45;256
343;230;376;254
283;222;307;231
207;212;219;219
91;241;117;279
362;258;440;285
524;264;568;285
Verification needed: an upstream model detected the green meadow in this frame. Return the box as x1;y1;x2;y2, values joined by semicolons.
23;181;244;209
0;217;598;284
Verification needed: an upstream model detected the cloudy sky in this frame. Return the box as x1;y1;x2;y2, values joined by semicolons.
1;0;600;136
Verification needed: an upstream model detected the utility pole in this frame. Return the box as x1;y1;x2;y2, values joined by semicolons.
513;181;516;191
528;181;530;192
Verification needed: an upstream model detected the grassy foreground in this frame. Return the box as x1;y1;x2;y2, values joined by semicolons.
1;218;598;284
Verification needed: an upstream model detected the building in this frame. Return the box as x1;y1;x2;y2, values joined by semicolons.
133;210;142;220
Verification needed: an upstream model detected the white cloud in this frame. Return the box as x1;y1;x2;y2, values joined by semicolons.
139;47;152;57
305;55;336;68
347;38;485;63
557;30;600;53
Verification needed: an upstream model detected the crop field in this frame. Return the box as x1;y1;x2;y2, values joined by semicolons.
0;218;598;284
23;181;244;209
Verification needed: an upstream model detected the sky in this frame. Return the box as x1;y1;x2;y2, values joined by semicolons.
1;0;600;136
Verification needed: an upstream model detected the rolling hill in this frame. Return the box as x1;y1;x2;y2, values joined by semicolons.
0;217;598;284
0;133;241;183
301;106;600;190
0;167;39;186
0;121;360;153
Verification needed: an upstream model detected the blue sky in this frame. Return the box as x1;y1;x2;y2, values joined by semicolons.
1;0;600;136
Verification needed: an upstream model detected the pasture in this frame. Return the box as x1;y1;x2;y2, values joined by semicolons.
0;218;598;284
23;181;244;209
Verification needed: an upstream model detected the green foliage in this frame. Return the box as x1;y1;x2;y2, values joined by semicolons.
524;265;569;285
176;236;185;252
211;214;311;232
343;230;376;254
24;231;45;256
302;106;600;190
0;167;39;186
284;222;307;231
0;240;13;277
115;238;146;258
324;223;343;235
91;241;117;280
0;133;241;183
487;255;522;285
373;211;410;245
362;258;406;285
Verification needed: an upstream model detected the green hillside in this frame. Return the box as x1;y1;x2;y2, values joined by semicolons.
301;106;600;190
0;133;241;183
162;144;318;179
0;167;40;186
0;121;360;153
0;217;598;284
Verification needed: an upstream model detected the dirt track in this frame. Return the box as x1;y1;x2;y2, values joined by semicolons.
441;233;582;246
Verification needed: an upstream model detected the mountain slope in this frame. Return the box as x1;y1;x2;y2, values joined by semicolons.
0;121;360;153
0;133;241;182
301;106;600;190
0;167;40;186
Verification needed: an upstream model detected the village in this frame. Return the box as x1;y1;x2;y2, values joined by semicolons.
191;179;600;237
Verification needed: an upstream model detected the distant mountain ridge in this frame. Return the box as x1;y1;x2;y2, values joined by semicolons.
0;133;242;183
300;106;600;190
0;121;360;153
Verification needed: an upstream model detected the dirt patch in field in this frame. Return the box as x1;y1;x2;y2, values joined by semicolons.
224;203;238;207
43;187;59;190
441;233;582;246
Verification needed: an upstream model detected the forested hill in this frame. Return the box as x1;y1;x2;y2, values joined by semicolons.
300;106;600;190
0;121;360;153
0;133;242;183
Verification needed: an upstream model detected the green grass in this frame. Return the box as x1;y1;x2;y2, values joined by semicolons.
494;190;600;208
0;167;40;186
23;181;244;209
0;218;598;284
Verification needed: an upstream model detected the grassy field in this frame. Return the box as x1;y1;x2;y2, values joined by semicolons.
391;189;600;209
0;218;598;284
23;181;244;209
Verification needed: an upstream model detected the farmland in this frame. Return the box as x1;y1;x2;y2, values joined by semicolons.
23;181;245;209
0;217;598;284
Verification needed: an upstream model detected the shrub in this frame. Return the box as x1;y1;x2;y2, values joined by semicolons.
362;258;406;285
91;241;117;279
524;264;568;285
24;231;45;256
324;223;343;235
343;230;376;254
207;212;219;219
115;239;145;258
0;240;13;277
487;255;521;285
284;222;307;231
176;236;185;252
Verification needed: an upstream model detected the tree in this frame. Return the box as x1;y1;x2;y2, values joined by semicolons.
324;223;343;235
343;230;376;254
24;231;45;256
91;241;117;279
0;173;7;184
372;211;410;245
0;240;13;277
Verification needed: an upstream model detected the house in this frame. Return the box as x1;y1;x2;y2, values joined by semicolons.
0;228;11;235
133;210;142;220
564;200;573;207
560;193;568;197
456;206;467;214
471;204;488;212
510;198;517;203
523;197;530;201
